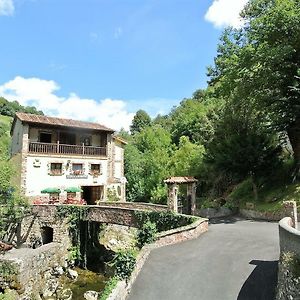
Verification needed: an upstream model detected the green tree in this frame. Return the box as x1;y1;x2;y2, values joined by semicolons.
130;110;152;135
125;125;173;203
171;136;205;176
0;119;27;240
209;0;300;169
169;97;216;146
0;97;43;117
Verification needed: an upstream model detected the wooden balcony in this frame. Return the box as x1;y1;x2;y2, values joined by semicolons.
29;142;106;157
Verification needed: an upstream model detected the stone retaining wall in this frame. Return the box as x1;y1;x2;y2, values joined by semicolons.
240;209;286;221
278;217;300;259
107;218;209;300
0;242;68;296
197;207;236;219
240;209;300;222
276;217;300;300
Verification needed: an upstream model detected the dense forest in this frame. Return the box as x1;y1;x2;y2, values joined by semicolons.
123;0;300;210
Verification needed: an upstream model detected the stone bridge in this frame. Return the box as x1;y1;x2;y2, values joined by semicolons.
0;202;207;297
32;202;169;227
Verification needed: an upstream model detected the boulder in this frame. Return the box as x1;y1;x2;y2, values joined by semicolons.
52;265;64;277
84;290;99;300
42;279;59;298
57;288;72;300
67;268;78;280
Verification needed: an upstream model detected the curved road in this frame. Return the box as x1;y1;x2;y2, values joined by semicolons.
128;217;279;300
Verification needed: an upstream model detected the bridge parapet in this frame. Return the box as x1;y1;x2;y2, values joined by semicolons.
32;203;169;227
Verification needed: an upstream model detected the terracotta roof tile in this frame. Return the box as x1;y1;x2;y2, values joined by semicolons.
15;112;114;132
113;135;128;145
164;176;198;184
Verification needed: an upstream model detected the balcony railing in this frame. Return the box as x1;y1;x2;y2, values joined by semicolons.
29;142;106;156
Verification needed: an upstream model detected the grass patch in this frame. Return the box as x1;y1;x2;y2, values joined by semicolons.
0;115;12;127
227;160;300;212
98;276;119;300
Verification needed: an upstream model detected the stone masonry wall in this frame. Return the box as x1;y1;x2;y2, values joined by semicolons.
276;217;300;300
276;252;300;300
0;210;71;295
31;203;169;228
0;243;68;296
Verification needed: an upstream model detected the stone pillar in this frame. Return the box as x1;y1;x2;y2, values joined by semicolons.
191;182;197;215
106;134;113;180
167;184;178;213
121;182;126;202
186;183;197;215
103;184;107;202
20;124;29;195
283;201;298;230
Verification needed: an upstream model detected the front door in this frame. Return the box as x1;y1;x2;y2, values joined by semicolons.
82;186;103;205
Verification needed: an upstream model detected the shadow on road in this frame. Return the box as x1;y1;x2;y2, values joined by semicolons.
237;260;278;300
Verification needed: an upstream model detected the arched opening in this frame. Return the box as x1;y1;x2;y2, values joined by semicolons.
41;226;53;244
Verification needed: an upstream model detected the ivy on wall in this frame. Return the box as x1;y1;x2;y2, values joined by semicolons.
134;210;197;232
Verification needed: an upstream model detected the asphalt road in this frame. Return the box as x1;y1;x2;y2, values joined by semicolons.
128;217;279;300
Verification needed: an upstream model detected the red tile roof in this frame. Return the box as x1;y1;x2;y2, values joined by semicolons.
15;112;114;132
164;176;198;184
113;135;128;145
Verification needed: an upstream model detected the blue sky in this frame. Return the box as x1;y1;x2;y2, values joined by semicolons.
0;0;248;130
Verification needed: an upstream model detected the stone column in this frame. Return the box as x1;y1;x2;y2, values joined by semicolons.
20;124;29;195
283;201;298;230
106;134;113;180
191;182;197;215
167;184;178;213
103;184;107;202
186;183;197;215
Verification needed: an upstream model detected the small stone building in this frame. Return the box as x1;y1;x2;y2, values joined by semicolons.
164;176;197;215
10;112;127;203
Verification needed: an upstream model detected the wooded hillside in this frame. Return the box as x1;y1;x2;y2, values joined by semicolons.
124;0;300;210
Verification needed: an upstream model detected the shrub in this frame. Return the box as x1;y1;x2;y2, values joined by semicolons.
134;211;196;232
98;276;119;300
110;250;136;281
137;221;157;247
68;245;81;261
107;188;119;202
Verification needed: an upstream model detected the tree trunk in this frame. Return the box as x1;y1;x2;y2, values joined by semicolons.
288;118;300;163
250;174;258;201
287;118;300;179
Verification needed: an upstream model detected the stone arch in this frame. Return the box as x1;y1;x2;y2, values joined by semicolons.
41;226;54;244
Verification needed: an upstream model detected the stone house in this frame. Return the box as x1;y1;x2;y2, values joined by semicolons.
10;112;127;204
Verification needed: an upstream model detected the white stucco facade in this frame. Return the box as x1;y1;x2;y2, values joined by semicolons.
25;156;108;196
10;113;127;203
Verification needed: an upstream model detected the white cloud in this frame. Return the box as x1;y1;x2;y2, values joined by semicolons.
0;0;14;16
205;0;249;29
89;32;100;43
0;76;135;131
114;27;123;39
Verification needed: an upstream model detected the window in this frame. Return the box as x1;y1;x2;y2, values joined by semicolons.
50;163;62;175
80;135;91;146
60;132;76;145
72;163;83;175
40;132;52;143
90;164;101;175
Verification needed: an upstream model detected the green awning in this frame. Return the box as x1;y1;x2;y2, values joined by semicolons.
64;187;83;193
41;188;61;194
